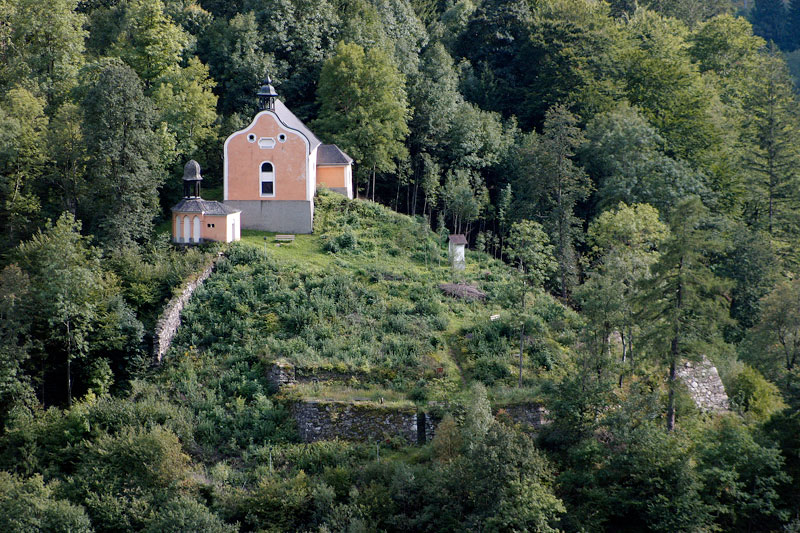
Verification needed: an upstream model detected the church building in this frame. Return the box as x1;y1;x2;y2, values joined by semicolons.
223;77;353;233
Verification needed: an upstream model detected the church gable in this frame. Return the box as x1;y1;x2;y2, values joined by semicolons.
224;110;313;203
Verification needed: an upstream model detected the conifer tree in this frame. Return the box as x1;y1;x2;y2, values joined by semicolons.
520;104;590;300
639;197;730;431
741;47;800;259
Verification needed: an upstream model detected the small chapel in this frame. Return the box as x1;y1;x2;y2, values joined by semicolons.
172;160;241;244
222;77;354;233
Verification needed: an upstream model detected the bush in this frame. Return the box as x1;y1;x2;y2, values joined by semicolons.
729;365;786;421
471;357;512;386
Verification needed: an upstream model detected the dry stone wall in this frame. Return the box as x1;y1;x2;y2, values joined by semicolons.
275;364;548;444
291;400;419;443
676;355;730;412
153;253;222;364
496;403;549;432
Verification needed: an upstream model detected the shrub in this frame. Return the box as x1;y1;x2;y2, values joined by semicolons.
729;365;786;421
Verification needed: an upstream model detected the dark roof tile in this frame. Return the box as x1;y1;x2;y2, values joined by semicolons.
317;144;354;165
172;199;240;216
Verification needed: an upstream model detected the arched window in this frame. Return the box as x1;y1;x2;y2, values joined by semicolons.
182;215;190;243
260;162;275;197
192;216;201;243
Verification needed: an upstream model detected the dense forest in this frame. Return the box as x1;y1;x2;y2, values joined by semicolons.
2;0;800;531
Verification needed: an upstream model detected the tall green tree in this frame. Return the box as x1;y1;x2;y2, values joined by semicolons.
314;41;410;200
109;0;191;87
0;0;87;104
151;57;219;160
622;8;720;164
0;87;48;249
514;105;590;299
639;197;729;431
740;47;800;258
16;214;114;406
505;220;557;385
442;169;487;234
81;61;168;248
578;202;668;385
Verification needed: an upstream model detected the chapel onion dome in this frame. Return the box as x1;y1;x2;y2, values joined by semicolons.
183;159;203;198
257;75;278;112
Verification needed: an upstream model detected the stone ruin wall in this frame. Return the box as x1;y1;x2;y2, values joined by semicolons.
153;253;223;365
291;400;419;443
676;355;730;412
274;362;548;444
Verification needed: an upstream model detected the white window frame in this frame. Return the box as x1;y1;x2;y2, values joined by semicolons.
259;161;275;197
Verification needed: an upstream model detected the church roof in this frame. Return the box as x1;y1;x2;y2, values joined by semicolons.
317;144;354;166
172;198;240;216
449;234;468;245
273;99;321;152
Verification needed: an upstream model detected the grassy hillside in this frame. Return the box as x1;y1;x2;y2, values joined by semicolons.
166;190;578;444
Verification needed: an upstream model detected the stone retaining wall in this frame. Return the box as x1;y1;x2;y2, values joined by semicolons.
496;403;549;432
153;253;222;365
290;399;548;444
291;400;419;443
676;355;730;412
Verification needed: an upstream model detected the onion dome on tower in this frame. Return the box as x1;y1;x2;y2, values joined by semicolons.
257;75;278;112
183;159;203;198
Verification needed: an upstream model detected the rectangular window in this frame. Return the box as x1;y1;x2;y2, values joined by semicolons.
261;181;274;195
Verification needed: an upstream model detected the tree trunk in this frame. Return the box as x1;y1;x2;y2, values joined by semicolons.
518;323;525;388
619;330;626;388
666;354;676;432
66;320;72;408
371;164;376;202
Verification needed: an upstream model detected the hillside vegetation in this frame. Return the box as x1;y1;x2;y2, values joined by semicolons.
3;0;800;531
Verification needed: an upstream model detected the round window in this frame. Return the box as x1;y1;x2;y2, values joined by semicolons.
247;134;256;143
278;133;287;143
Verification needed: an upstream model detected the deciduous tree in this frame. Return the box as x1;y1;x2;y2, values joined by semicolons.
314;41;410;200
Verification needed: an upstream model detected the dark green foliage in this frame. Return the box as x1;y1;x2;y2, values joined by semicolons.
581;103;706;213
639;197;731;430
81;61;166;248
696;416;789;531
0;472;93;533
197;12;274;116
751;0;788;48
